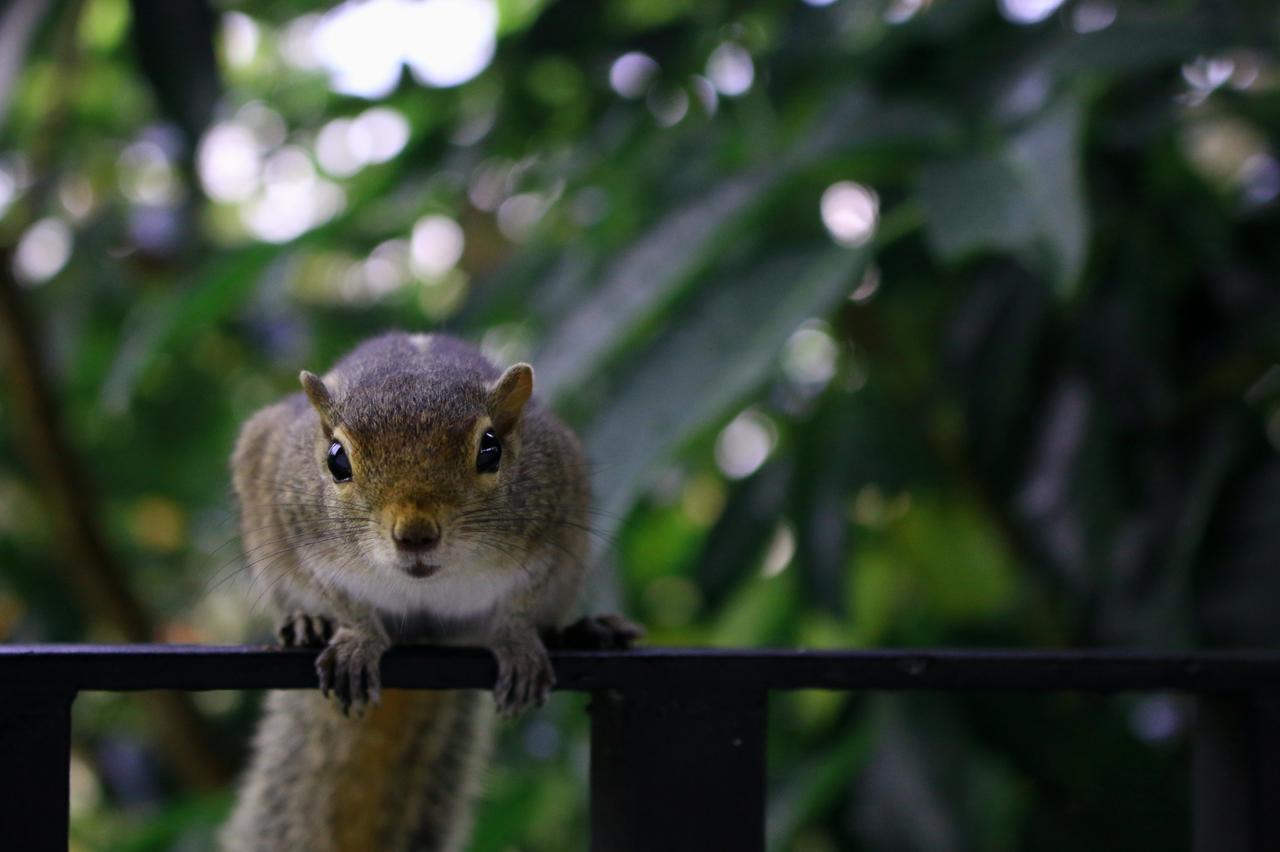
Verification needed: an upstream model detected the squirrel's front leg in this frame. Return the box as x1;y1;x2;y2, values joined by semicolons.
489;616;554;718
313;607;389;717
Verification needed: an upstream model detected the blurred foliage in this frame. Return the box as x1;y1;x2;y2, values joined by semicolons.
2;0;1279;849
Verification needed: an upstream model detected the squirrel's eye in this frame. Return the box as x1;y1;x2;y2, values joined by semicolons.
476;429;501;474
327;442;352;482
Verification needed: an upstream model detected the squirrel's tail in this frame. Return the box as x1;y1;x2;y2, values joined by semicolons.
221;689;494;852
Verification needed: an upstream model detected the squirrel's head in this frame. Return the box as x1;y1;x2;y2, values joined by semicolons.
297;358;534;603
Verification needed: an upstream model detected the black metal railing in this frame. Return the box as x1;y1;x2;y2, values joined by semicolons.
2;645;1279;851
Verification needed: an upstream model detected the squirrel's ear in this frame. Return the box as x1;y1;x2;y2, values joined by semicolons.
300;371;336;424
488;363;533;433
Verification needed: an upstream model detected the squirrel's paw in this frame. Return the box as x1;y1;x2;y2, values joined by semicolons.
492;639;555;718
277;612;335;648
315;627;386;717
543;613;645;650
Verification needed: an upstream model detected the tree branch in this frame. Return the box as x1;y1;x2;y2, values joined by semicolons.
0;251;231;788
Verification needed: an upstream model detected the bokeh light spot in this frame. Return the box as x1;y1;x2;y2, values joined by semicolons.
364;238;410;297
313;0;497;97
468;158;513;211
850;266;881;303
715;409;778;480
353;107;411;163
885;0;928;24
0;163;16;218
411;214;465;278
496;192;548;242
197;123;262;203
609;51;659;99
220;11;260;69
14;217;72;285
403;0;497;88
315;118;361;178
1184;57;1233;91
1071;0;1115;33
706;42;754;97
820;181;879;247
681;472;727;527
690;74;718;116
480;322;534;367
1129;695;1184;744
647;85;689;127
58;174;96;221
68;753;102;819
761;521;796;578
998;0;1065;25
241;147;345;243
118;140;181;206
1241;154;1280;206
314;0;409;98
783;320;839;388
319;107;412;178
279;14;323;70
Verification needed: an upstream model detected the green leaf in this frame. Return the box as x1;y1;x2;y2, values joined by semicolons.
1008;98;1087;291
918;98;1087;297
536;171;776;403
919;152;1032;258
580;245;867;606
583;245;868;528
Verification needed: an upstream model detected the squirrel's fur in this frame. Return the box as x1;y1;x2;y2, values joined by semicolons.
221;332;591;851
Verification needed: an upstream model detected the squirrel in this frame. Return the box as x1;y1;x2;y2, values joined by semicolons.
219;332;640;852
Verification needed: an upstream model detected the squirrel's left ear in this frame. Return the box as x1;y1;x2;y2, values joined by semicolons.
488;363;533;433
300;370;337;425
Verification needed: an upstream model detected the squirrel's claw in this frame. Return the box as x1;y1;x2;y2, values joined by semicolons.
315;627;385;718
493;639;555;718
278;612;335;648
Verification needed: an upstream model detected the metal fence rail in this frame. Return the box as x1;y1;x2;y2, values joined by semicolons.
2;645;1278;851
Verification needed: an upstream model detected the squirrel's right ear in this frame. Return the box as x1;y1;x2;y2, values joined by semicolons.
300;371;337;424
488;363;533;433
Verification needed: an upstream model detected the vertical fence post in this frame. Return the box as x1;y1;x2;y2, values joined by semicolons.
1193;692;1280;852
0;689;75;852
1255;693;1280;850
589;687;767;852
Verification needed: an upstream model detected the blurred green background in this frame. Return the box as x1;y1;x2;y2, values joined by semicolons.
1;0;1278;849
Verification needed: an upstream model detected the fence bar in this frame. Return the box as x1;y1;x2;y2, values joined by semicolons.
3;645;1280;694
0;689;75;852
1193;692;1280;852
589;687;767;852
3;645;1280;851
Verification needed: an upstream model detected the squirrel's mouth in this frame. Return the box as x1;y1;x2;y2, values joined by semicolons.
403;561;441;579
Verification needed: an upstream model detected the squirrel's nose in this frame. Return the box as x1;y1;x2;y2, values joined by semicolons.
392;517;440;551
